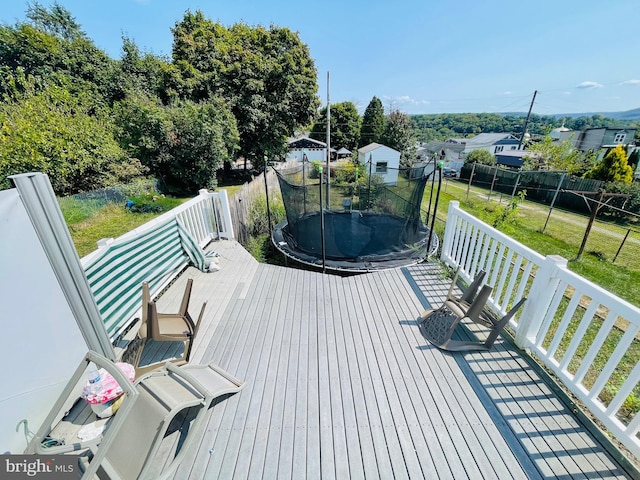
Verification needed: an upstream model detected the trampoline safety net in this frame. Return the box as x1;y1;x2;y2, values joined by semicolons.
272;161;439;272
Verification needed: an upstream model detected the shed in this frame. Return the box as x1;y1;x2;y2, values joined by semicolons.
357;143;400;184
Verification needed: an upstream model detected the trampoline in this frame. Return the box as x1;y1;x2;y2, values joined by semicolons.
272;161;439;273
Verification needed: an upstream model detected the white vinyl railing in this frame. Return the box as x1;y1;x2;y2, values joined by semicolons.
442;200;640;458
81;188;233;266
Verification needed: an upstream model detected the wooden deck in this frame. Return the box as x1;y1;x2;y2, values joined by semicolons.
150;240;635;479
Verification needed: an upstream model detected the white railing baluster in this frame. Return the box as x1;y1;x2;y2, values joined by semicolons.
573;311;617;385
533;278;567;349
441;201;640;457
558;300;599;373
606;360;640;416
589;327;639;401
547;292;582;360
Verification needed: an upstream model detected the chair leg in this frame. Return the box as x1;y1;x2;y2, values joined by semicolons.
481;297;527;350
178;278;194;316
459;269;487;304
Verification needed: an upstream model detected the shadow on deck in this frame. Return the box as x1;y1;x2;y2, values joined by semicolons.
153;240;635;479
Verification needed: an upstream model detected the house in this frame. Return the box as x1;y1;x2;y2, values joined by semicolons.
286;136;335;162
572;127;638;153
417;140;466;162
357;143;400;184
448;133;521;157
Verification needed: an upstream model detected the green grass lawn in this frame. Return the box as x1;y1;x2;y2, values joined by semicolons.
61;184;245;258
429;179;640;307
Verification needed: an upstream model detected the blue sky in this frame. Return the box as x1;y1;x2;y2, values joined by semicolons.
3;0;640;115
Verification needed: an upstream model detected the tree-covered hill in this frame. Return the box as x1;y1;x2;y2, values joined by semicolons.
411;112;640;143
0;3;319;195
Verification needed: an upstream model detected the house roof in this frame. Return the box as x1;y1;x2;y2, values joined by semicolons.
337;147;351;154
288;137;327;149
449;133;519;148
357;142;399;154
494;150;532;158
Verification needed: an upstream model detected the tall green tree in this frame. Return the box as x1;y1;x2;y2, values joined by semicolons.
114;94;239;194
585;145;634;184
0;4;119;104
0;85;144;194
359;96;385;147
381;110;417;168
171;12;319;169
26;1;85;41
309;101;361;152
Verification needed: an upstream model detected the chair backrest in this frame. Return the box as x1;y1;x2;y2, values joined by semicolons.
83;219;201;340
100;383;169;479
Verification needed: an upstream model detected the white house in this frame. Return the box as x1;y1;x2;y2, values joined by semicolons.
286;136;335;162
357;143;400;184
448;133;521;157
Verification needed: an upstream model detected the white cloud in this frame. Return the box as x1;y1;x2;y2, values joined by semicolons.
620;79;640;85
383;95;430;106
576;81;603;89
502;91;513;95
562;91;572;95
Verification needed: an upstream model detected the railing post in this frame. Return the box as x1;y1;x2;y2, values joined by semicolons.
440;200;460;264
212;189;234;240
514;254;568;348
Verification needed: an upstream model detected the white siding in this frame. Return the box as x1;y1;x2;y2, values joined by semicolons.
287;148;327;162
0;189;88;454
358;145;400;184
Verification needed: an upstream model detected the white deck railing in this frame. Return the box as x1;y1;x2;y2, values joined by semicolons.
442;200;640;458
81;189;233;266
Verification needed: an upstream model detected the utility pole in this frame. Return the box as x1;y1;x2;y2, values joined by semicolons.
325;71;331;208
518;90;537;150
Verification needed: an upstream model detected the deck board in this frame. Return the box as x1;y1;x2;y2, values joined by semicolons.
157;241;636;480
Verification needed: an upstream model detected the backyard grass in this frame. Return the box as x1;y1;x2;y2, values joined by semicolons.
430;179;640;307
429;178;640;417
61;185;245;258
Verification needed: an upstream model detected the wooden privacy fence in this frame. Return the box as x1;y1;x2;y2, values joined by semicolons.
228;161;297;245
441;200;640;458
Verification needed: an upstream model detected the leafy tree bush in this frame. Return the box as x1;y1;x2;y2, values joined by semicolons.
0;85;144;194
585;145;633;184
114;95;239;194
310;101;361;152
600;181;640;219
464;149;496;165
171;12;319;167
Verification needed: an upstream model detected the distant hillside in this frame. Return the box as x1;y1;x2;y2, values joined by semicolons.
502;108;640;121
411;111;640;144
556;108;640;121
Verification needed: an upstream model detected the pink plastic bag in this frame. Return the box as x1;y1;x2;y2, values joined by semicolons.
81;363;135;405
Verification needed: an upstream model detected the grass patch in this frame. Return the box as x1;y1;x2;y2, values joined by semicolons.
431;180;640;307
62;195;187;258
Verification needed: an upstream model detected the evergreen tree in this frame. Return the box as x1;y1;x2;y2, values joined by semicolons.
359;96;385;147
585;145;633;184
381;110;417;168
